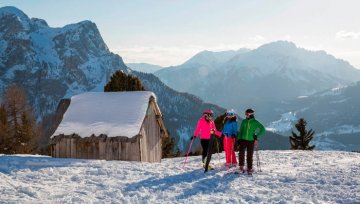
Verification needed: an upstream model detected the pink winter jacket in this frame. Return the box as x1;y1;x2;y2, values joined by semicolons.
193;117;222;140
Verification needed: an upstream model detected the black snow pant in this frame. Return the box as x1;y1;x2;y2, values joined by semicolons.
238;139;255;170
200;139;210;163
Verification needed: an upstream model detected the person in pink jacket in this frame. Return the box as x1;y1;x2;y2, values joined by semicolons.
190;109;222;169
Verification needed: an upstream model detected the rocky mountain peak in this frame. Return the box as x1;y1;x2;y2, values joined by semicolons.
0;7;128;123
256;40;298;55
30;18;49;30
0;6;31;36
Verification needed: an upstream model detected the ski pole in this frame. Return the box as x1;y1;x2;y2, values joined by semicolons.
255;141;262;172
183;137;195;168
216;136;220;166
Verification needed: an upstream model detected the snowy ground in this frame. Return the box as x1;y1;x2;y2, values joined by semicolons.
0;151;359;203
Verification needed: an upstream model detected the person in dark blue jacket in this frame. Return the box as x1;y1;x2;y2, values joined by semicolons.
221;110;238;167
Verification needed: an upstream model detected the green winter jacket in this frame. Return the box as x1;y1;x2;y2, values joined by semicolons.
237;118;266;141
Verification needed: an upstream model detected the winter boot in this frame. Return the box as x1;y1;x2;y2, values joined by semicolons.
239;166;245;173
247;168;254;175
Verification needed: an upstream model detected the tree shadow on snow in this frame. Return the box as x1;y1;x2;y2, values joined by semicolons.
0;155;87;174
124;169;232;200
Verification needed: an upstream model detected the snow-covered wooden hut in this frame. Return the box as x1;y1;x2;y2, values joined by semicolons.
50;91;167;163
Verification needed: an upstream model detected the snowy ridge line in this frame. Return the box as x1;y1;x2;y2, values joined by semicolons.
1;151;359;203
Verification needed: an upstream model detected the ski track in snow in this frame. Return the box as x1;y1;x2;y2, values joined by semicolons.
0;151;359;203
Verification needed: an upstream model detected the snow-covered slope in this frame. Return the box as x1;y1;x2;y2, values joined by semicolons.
266;81;360;151
1;151;359;203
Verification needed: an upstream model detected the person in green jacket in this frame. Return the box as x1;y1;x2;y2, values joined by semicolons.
237;108;266;174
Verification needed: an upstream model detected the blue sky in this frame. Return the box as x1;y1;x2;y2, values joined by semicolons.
1;0;360;68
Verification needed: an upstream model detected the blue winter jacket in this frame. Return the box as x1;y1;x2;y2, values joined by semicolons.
222;119;238;138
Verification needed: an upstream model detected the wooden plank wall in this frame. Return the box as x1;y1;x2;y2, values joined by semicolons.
51;136;141;161
140;102;162;163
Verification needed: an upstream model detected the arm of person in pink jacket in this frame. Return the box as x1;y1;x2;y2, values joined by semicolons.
214;128;222;137
211;121;222;137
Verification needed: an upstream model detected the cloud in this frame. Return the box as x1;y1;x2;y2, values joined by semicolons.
336;31;360;39
249;35;265;42
112;46;201;66
284;35;292;40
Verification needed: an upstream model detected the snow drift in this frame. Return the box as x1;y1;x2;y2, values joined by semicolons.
0;151;359;203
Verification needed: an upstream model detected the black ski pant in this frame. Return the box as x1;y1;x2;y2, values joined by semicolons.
238;139;255;170
200;139;210;163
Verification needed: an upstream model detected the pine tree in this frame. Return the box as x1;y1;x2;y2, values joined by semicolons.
289;118;315;150
104;70;145;92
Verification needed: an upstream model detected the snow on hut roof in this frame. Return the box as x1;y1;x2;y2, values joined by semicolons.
52;91;157;138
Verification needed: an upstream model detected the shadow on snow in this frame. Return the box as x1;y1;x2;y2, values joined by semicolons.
0;155;86;174
124;168;238;200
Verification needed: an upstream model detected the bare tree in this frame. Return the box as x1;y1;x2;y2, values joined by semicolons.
0;104;10;153
1;84;39;154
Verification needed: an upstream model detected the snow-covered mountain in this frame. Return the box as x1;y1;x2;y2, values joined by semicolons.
155;41;360;122
126;63;164;73
0;7;286;151
154;49;250;93
267;81;360;150
1;151;359;202
0;6;130;121
183;49;250;67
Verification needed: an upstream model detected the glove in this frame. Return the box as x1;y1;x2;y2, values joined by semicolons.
190;136;196;140
231;134;236;138
221;133;224;138
253;134;258;141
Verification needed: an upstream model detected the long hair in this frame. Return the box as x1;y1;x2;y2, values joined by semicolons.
223;115;237;124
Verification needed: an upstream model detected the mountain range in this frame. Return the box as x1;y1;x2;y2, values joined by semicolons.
126;63;164;73
0;6;288;152
155;41;360;122
154;41;360;150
